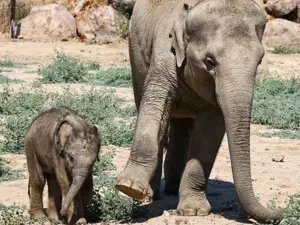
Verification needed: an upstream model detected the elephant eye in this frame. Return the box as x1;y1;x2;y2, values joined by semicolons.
203;56;216;71
67;152;75;163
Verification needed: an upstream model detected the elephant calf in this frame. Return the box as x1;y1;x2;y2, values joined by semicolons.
25;107;101;225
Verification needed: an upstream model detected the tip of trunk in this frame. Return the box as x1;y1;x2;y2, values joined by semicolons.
249;207;284;223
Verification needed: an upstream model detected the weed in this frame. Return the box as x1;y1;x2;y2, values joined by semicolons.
0;60;16;68
272;46;300;55
85;67;132;87
39;51;87;83
252;77;300;139
0;157;24;182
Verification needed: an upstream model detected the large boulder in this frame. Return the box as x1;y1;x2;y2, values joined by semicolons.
76;4;129;43
15;4;76;40
265;0;299;18
263;18;300;48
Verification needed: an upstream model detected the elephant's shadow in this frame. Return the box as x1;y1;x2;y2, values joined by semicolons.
131;179;252;224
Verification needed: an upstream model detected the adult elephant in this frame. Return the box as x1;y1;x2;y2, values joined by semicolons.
115;0;284;222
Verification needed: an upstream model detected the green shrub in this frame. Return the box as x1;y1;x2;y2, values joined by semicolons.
0;86;135;154
258;195;300;225
86;152;139;223
39;52;88;83
85;67;132;87
0;157;24;182
252;77;300;139
0;204;28;225
0;60;16;68
272;46;300;55
0;203;60;225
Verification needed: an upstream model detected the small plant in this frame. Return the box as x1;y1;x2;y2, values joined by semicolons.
0;60;16;68
39;51;87;83
0;157;24;182
272;46;300;55
85;67;132;87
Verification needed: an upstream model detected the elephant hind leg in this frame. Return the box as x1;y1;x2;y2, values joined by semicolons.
47;175;62;220
27;165;46;219
164;118;194;196
177;106;225;216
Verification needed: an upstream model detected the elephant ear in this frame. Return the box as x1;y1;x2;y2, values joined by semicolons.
54;116;74;155
169;1;200;67
170;3;189;68
91;125;101;162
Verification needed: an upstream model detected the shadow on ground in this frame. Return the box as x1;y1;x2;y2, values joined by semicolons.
132;179;251;224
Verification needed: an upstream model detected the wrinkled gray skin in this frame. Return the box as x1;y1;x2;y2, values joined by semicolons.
25;107;101;225
115;0;284;222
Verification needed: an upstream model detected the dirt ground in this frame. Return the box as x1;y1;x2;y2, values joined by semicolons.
0;37;300;225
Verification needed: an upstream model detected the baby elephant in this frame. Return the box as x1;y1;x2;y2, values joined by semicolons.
25;107;101;225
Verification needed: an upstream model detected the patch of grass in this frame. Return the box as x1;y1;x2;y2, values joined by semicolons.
252;77;300;139
272;46;300;54
260;130;300;139
0;86;135;154
0;60;16;68
0;75;22;84
39;51;88;83
85;67;132;87
0;157;24;182
87;151;139;223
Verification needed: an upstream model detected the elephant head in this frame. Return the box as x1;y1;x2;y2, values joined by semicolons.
55;114;101;216
170;0;283;222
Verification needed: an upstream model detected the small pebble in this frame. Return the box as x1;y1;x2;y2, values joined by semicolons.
272;154;285;162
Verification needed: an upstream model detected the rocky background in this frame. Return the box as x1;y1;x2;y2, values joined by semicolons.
0;0;299;47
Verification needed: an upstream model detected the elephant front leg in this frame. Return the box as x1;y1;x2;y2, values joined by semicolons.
177;106;225;216
68;195;86;225
115;74;174;202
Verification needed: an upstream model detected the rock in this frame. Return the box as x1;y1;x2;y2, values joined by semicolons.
263;18;300;48
76;4;129;43
265;0;299;18
272;154;285;162
15;4;76;40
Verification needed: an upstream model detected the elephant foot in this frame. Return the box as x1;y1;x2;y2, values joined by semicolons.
75;218;87;225
177;196;211;216
115;164;154;202
47;207;60;220
29;208;47;219
115;178;149;201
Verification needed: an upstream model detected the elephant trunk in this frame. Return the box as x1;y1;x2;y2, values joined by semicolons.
60;169;87;216
215;68;284;222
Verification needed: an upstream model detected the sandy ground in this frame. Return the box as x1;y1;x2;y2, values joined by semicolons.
0;38;300;225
